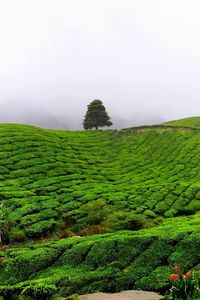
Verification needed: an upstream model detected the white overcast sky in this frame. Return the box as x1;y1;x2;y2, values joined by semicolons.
0;0;200;129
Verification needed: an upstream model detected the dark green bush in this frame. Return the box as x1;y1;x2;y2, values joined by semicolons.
0;285;22;300
106;211;147;231
25;220;56;237
10;228;26;243
21;284;57;300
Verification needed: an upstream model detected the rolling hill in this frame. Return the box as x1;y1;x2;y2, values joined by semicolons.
0;118;200;299
163;116;200;129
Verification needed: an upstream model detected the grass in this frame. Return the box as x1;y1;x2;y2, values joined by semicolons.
0;117;200;298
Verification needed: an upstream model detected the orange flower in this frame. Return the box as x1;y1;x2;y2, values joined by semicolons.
170;273;179;280
175;265;179;272
186;272;191;278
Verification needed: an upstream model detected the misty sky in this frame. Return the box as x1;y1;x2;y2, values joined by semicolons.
0;0;200;129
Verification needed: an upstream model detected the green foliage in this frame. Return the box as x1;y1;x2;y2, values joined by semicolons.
83;99;112;130
0;283;56;300
164;267;200;299
0;215;200;297
0;120;200;298
10;228;26;243
106;211;148;231
79;199;110;226
0;285;22;300
21;283;57;300
163;116;200;129
25;220;56;237
0;123;199;241
5;247;61;280
0;203;12;245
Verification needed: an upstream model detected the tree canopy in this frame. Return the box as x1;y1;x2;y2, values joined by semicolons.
83;99;112;130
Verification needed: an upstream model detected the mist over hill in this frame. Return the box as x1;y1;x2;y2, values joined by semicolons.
0;100;165;130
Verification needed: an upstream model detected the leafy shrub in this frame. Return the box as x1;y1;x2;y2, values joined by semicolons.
169;233;200;270
58;241;93;266
10;228;26;243
0;285;22;300
21;284;57;300
5;247;61;279
135;266;171;293
80;199;111;226
106;211;147;231
164;209;177;218
182;200;200;214
0;203;12;245
25;219;56;237
129;239;173;281
143;210;156;218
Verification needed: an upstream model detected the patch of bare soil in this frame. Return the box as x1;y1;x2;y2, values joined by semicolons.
79;290;163;300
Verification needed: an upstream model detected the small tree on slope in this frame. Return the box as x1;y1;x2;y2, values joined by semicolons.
83;99;112;130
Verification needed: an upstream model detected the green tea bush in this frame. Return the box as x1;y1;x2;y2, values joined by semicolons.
10;228;26;243
58;241;93;266
129;239;173;281
0;285;22;300
5;247;61;279
21;283;57;300
169;233;200;270
25;220;56;237
106;211;147;231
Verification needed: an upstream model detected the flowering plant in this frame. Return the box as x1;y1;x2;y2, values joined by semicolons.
164;265;200;299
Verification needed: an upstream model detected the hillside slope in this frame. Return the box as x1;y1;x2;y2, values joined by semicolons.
163;116;200;129
1;213;200;297
0;122;199;239
0;118;200;298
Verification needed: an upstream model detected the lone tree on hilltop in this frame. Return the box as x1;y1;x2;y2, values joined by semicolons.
83;99;112;130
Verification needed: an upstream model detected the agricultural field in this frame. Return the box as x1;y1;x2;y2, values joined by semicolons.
0;117;200;299
163;116;200;129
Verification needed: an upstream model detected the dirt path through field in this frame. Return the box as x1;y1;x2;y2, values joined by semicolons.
79;290;162;300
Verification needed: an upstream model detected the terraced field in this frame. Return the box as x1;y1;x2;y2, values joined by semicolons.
1;213;200;298
1;123;200;238
0;118;200;299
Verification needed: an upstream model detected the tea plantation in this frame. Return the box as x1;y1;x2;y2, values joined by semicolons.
0;118;200;299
